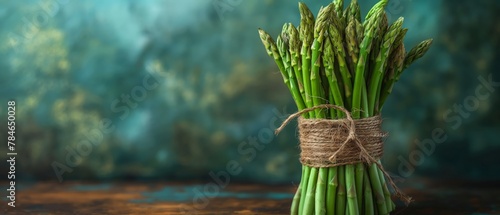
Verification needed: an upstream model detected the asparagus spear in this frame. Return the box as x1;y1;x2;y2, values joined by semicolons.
277;34;306;111
297;4;316;214
382;28;408;90
351;4;388;215
344;17;365;212
367;12;388;84
345;20;360;74
299;165;311;213
356;71;370;215
258;29;289;87
328;86;336;119
333;0;344;22
393;28;408;53
304;167;319;214
404;39;434;70
377;162;393;213
367;17;404;116
259;29;306;112
335;166;346;215
355;20;364;45
323;38;345;117
327;19;353;109
364;0;388;24
364;170;375;215
344;0;361;23
316;168;328;215
369;164;387;214
379;39;432;108
311;5;332;118
354;7;391;214
312;8;334;214
344;0;361;74
326;167;338;214
345;165;359;215
389;28;408;68
291;184;301;215
351;8;383;119
283;22;313;215
287;23;304;95
299;2;315;115
355;161;365;214
323;37;346;215
379;41;406;108
287;23;305;99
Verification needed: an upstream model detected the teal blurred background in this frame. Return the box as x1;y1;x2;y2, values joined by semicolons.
0;0;498;183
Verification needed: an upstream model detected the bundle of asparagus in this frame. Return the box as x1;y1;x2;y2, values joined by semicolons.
258;0;432;214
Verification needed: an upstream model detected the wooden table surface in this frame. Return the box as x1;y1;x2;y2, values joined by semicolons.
1;178;499;214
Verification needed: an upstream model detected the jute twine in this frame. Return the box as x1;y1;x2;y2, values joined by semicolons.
275;104;412;204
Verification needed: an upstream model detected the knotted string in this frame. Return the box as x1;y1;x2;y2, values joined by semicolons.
275;104;412;204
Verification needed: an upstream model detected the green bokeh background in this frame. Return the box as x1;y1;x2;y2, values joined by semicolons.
0;0;498;183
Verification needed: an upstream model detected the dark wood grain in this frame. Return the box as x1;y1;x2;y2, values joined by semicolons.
1;179;499;214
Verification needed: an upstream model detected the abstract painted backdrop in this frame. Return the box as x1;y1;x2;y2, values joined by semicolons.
0;0;498;184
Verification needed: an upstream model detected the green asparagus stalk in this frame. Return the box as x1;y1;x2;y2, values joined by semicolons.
311;5;333;118
316;168;328;215
299;165;311;212
379;42;406;109
345;20;360;74
393;28;408;53
355;20;364;45
297;4;316;214
367;12;388;84
354;162;364;213
277;34;306;111
388;28;408;74
311;9;332;213
328;89;336;119
369;163;388;215
364;0;388;24
291;184;301;215
361;79;370;119
380;39;433;108
258;29;289;87
380;28;408;97
305;167;319;214
367;17;404;115
345;165;359;215
326;167;338;214
363;171;375;215
404;39;434;70
354;5;387;215
299;2;315;114
330;11;361;215
288;23;305;99
259;29;307;112
377;162;393;213
333;0;344;22
335;166;346;215
357;76;369;212
343;1;360;84
345;0;361;23
323;38;345;118
351;8;383;119
357;8;392;215
327;21;353;110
